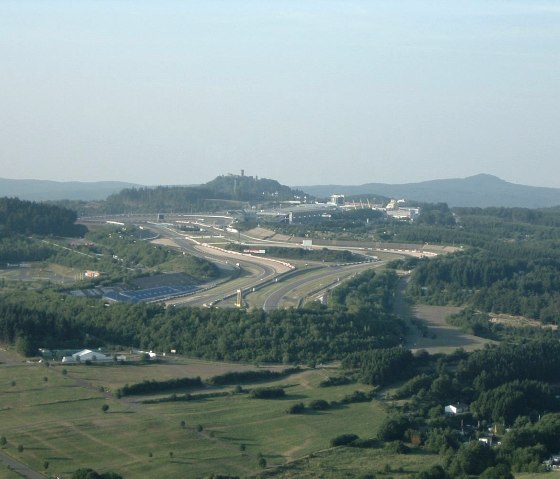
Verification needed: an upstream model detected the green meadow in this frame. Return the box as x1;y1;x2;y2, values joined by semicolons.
0;359;402;479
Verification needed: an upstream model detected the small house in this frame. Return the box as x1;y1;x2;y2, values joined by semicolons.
445;403;469;415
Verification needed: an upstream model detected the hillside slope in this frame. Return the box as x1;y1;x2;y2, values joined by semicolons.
298;174;560;208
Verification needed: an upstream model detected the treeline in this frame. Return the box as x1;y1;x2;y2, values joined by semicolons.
208;368;301;386
457;340;560;391
342;348;414;386
0;197;86;238
0;237;56;263
287;391;376;415
122;369;303;398
117;377;203;397
249;387;285;399
0;270;406;363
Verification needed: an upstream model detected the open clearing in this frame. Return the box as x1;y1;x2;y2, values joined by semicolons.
490;313;558;330
408;304;494;354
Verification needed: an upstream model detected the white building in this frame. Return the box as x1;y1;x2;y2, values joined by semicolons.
444;403;469;415
62;349;112;363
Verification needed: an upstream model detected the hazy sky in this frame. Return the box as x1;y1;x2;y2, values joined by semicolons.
1;1;560;187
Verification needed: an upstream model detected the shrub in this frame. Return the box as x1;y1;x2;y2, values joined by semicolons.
209;368;300;385
384;440;410;454
287;402;306;414
331;434;359;447
351;438;381;449
249;387;285;399
341;390;375;404
308;399;330;410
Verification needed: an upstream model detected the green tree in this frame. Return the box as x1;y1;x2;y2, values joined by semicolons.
377;414;414;442
448;442;496;476
480;463;514;479
15;336;34;357
416;465;449;479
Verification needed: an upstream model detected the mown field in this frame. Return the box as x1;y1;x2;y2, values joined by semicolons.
0;357;395;479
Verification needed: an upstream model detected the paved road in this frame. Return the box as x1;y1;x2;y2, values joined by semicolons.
148;223;292;307
86;214;428;310
260;261;384;310
0;450;45;479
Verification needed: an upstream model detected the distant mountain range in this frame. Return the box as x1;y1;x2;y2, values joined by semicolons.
0;178;140;201
3;174;560;208
298;174;560;208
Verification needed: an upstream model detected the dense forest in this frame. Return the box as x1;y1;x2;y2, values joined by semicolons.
0;197;87;238
403;207;560;321
0;269;405;363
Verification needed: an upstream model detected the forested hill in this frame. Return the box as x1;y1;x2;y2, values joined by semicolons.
104;175;308;213
298;174;560;208
0;197;87;238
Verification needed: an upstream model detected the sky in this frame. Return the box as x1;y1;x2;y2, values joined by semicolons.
1;0;560;188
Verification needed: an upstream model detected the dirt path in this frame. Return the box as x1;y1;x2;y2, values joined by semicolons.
284;436;313;462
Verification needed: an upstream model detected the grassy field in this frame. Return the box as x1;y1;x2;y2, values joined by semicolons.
0;357;392;479
407;304;495;354
262;446;441;478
